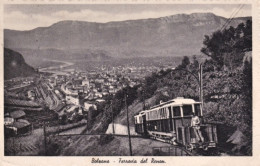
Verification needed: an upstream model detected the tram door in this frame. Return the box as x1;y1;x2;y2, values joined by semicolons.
142;114;148;135
168;107;173;131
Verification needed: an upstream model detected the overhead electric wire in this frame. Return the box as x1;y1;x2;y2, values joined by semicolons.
220;4;245;31
220;4;241;31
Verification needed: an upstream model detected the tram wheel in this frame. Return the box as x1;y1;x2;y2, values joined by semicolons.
203;145;208;151
185;145;193;152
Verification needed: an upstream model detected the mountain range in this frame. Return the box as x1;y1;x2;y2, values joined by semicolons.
4;13;251;65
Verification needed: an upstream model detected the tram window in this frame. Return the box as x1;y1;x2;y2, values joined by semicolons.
183;105;193;116
173;107;181;117
162;109;165;118
168;107;172;113
195;104;201;116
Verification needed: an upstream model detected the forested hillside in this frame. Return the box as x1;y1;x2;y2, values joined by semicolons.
4;48;37;80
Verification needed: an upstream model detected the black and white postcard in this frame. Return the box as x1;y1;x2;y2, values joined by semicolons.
1;0;259;165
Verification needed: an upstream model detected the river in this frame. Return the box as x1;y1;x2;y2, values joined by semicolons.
39;59;74;76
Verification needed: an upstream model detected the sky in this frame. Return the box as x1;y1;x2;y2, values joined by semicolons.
4;4;252;30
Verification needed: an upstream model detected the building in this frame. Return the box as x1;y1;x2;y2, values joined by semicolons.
95;78;105;84
4;116;14;126
84;102;97;111
82;78;89;87
66;95;79;105
102;92;109;96
10;110;26;120
5;110;32;135
95;92;103;98
5;119;32;135
96;99;105;103
27;90;36;100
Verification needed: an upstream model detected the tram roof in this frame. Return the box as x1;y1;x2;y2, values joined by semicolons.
149;97;200;110
134;97;201;117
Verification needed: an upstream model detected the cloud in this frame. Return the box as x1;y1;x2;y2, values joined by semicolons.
4;6;251;30
5;11;59;30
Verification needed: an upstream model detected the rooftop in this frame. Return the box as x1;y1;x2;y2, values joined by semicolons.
10;110;26;119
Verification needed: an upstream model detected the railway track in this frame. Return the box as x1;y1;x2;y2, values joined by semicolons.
55;133;143;138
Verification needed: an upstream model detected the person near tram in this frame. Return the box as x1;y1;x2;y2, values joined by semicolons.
170;130;177;145
191;112;204;143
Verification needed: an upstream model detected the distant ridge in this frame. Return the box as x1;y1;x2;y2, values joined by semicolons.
4;12;251;64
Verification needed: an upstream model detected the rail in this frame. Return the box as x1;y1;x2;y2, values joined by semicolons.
53;133;143;138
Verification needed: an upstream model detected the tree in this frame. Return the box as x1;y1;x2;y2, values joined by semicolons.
178;56;190;69
240;58;252;137
201;30;225;67
201;20;252;69
241;20;252;52
192;55;199;69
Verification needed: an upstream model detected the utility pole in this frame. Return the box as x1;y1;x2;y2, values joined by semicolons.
125;92;133;156
43;121;47;155
12;135;15;155
142;87;146;110
111;95;115;134
199;63;203;107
